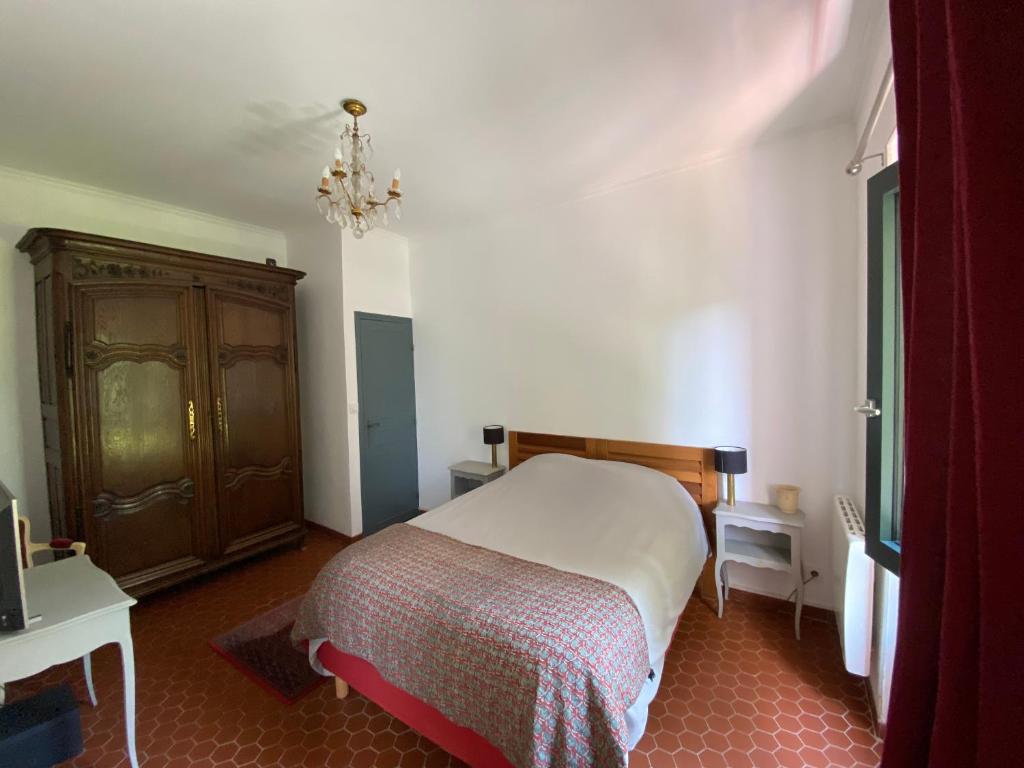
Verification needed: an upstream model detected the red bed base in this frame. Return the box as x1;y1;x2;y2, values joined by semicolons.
316;642;514;768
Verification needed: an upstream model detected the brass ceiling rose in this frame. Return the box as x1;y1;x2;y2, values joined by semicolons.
341;99;367;118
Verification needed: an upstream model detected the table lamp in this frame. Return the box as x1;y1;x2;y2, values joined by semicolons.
483;425;505;468
714;446;748;506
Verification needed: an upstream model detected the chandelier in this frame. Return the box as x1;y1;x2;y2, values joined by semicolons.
316;98;402;238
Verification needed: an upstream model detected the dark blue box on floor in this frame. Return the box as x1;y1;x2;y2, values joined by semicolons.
0;683;83;768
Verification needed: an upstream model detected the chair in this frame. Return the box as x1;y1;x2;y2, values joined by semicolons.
18;516;86;568
14;517;96;707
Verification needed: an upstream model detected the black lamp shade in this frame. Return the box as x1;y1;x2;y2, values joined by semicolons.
714;446;747;475
483;425;505;445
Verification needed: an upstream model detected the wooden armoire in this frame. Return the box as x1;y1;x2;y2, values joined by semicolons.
18;229;306;596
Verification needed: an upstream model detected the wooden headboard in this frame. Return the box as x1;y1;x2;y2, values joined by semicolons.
508;431;718;510
508;430;720;607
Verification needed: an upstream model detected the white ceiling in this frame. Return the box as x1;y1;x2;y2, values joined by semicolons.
0;1;884;238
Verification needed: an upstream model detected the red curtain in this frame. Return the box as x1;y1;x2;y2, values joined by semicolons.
883;2;1024;766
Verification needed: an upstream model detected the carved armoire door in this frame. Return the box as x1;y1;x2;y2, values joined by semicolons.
72;283;217;589
205;288;302;556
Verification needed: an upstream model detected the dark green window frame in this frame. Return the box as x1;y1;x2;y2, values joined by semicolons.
865;162;903;576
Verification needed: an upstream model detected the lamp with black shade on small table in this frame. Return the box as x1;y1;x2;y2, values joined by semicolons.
448;425;507;500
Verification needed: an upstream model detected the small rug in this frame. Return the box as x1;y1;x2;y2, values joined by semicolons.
209;596;325;704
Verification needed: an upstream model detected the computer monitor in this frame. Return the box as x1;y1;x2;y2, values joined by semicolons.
0;481;28;631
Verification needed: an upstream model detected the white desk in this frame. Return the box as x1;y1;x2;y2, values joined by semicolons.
714;501;806;639
0;556;139;768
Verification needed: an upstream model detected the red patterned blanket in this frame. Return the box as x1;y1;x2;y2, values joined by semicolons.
292;524;650;768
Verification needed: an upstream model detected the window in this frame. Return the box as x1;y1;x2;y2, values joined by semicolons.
864;161;903;575
885;128;899;166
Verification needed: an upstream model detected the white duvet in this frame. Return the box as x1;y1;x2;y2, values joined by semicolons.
411;452;710;748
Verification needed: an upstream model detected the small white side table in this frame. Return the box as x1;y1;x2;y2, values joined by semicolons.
0;555;139;767
714;501;806;639
449;461;506;499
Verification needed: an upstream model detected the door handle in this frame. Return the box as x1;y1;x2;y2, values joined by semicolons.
853;399;881;418
187;400;197;439
216;397;224;433
366;421;381;429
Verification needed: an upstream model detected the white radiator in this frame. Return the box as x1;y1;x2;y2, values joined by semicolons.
832;495;874;677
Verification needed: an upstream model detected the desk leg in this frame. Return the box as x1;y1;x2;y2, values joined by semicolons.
715;559;726;618
83;653;98;706
794;578;804;641
793;553;804;641
118;636;140;768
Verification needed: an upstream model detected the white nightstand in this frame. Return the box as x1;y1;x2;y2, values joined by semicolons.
449;461;506;499
714;500;806;639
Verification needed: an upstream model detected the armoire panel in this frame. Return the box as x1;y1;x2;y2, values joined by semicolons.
223;359;290;467
93;293;181;346
95;360;189;492
98;498;197;579
218;301;286;348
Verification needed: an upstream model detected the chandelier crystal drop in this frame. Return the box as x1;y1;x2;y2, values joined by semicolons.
316;98;402;238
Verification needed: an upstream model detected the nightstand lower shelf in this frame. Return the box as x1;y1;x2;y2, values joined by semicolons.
721;538;791;569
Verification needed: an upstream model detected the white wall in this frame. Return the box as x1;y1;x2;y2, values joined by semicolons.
410;123;859;609
286;226;349;534
341;230;412;535
0;165;287;538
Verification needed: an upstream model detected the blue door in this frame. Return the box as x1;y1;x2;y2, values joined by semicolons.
355;312;419;534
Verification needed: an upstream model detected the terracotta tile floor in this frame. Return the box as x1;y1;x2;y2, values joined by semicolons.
7;528;881;767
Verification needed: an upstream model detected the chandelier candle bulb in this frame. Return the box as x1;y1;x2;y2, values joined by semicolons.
391;169;401;191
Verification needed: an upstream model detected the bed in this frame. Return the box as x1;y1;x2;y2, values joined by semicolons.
292;431;719;768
